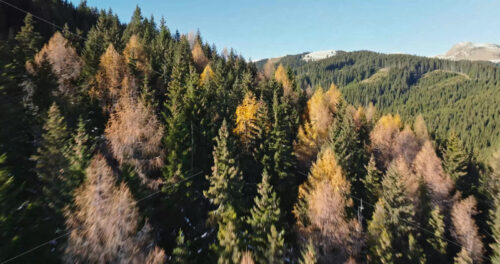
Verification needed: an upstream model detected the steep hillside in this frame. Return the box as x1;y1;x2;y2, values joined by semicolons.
258;51;500;157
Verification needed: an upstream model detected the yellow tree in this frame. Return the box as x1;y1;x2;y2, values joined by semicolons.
234;92;269;150
200;64;214;85
92;44;129;112
370;114;402;168
294;84;341;165
192;40;209;71
274;64;293;97
294;148;362;261
123;34;150;74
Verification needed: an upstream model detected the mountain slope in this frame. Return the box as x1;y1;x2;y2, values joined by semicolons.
257;50;500;158
437;42;500;62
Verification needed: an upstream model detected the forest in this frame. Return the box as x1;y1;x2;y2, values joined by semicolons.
1;1;500;264
257;50;500;159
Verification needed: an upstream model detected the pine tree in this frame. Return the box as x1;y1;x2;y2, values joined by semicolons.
442;131;469;195
14;13;42;63
408;233;426;264
32;103;71;212
172;229;192;264
247;170;283;263
299;239;317;264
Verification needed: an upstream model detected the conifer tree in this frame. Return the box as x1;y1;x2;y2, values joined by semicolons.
330;106;368;202
67;116;92;190
217;206;242;264
32;103;71;212
442;131;469;194
204;120;243;217
490;194;500;263
82;11;122;75
367;162;418;263
363;155;382;208
162;44;193;184
122;5;144;42
172;229;192;264
14;13;42;63
299;239;317;264
64;154;165;263
426;205;447;261
248;170;284;263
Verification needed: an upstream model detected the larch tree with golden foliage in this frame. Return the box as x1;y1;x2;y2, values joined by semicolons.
64;154;165;263
105;90;164;188
294;84;341;166
92;44;129;112
294;148;362;262
370;114;402;168
274;64;293;98
123;34;151;75
234;92;270;152
28;31;83;102
192;40;209;71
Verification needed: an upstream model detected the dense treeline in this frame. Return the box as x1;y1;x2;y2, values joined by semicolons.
259;51;500;159
2;1;500;264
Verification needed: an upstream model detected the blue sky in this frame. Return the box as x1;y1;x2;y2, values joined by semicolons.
69;0;500;61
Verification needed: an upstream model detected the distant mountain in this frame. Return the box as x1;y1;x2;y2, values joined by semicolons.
302;49;337;61
437;42;500;63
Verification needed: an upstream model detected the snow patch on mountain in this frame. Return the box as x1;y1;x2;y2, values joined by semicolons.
302;50;337;61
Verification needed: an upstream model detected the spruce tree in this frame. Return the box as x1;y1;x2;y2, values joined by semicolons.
162;39;192;186
426;205;447;262
32;103;71;212
14;13;42;63
368;163;418;263
454;248;473;264
217;206;241;264
247;170;284;263
363;155;382;210
442;131;469;194
122;5;144;42
204;120;243;217
330;106;368;202
67;116;92;190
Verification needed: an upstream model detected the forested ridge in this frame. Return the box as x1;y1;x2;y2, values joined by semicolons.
2;1;500;263
257;51;500;159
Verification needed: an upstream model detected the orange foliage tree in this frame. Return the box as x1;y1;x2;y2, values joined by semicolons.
92;44;129;112
105;91;164;187
28;31;83;101
294;148;362;261
451;196;484;263
123;34;151;74
294;84;341;165
192;40;209;71
64;154;165;263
